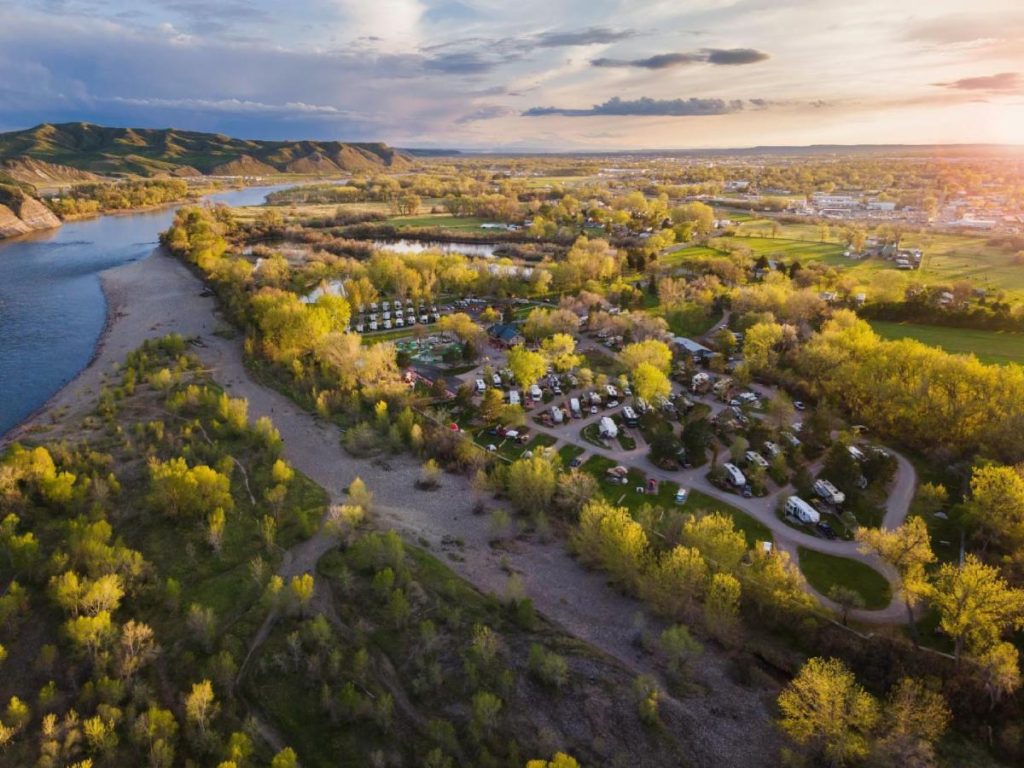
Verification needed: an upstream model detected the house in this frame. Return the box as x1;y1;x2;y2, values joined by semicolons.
673;336;712;361
487;323;524;347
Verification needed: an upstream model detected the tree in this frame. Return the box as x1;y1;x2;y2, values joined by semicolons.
977;642;1022;706
681;513;746;573
632;362;671;404
778;657;879;766
506;455;558;515
479;388;505;423
470;691;503;741
507;345;548;389
659;624;702;683
856;518;934;632
743;321;784;373
966;464;1024;553
643;545;708;619
931;555;1024;660
573;500;649;589
620;339;673;374
541;333;581;372
184;680;218;735
118;620;158;680
148;457;233;518
526;754;579;768
270;747;299;768
827;585;865;626
704;572;741;642
874;677;950;767
554;469;599;516
289;574;315;616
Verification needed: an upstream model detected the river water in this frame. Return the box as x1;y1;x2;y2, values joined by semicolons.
0;185;289;437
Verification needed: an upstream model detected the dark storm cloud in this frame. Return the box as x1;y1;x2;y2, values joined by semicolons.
933;72;1022;92
524;96;747;117
591;48;769;69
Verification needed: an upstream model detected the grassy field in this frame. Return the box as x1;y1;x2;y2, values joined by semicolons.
383;213;494;230
869;321;1024;366
797;547;892;610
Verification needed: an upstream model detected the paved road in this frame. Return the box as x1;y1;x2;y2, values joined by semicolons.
455;350;917;624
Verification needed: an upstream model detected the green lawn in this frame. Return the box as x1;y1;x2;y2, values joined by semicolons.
797;547;892;610
579;455;771;545
868;321;1024;366
558;443;585;465
383;213;493;230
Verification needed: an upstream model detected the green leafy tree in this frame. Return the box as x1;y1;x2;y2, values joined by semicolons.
778;657;879;766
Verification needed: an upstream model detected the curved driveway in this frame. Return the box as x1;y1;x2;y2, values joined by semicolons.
461;354;918;624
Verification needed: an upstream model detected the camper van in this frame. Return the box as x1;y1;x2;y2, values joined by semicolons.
569;398;582;418
745;450;770;469
551;406;564;425
622;406;639;426
814;479;846;506
475;379;486;394
599;416;618;439
530;384;543;401
847;445;866;462
785;495;821;524
508;390;521;406
722;463;747;488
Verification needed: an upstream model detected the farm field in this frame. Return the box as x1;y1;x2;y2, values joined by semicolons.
869;320;1024;366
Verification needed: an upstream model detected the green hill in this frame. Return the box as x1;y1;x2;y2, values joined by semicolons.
0;122;413;177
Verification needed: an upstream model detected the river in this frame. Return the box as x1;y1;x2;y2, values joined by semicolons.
0;185;289;437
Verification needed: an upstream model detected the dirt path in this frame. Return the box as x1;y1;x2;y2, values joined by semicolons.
6;249;781;768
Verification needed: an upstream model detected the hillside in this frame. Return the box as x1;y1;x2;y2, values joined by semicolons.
0;122;413;177
0;174;61;238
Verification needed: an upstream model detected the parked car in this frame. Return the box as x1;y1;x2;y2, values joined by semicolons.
675;487;689;504
475;379;486;394
816;521;837;540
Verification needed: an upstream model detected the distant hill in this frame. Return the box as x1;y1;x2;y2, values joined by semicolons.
0;122;413;178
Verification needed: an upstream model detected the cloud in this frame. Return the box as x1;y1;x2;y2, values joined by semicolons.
424;51;503;75
454;105;517;124
524;96;748;117
592;53;700;69
933;72;1022;92
108;96;355;116
534;27;636;47
702;47;770;65
591;48;768;69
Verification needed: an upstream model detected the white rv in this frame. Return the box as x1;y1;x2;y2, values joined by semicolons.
599;416;618;439
508;390;521;406
722;463;746;487
814;479;846;506
551;406;564;424
785;495;820;524
569;398;582;418
745;450;769;469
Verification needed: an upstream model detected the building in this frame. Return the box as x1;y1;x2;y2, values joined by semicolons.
487;323;524;347
673;336;712;361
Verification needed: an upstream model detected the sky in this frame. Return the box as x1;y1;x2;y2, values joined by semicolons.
1;0;1023;150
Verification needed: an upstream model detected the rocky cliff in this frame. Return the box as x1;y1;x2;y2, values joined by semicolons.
0;186;61;239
